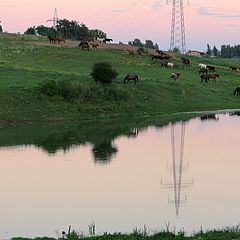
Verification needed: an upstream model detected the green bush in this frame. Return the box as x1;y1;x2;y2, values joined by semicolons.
91;62;118;85
39;80;59;97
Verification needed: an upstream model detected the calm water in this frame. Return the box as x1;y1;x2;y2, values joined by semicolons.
0;112;240;238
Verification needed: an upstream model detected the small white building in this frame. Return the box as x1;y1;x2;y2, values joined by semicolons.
186;50;204;57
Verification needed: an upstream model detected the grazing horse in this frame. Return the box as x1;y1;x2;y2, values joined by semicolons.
206;65;215;71
199;68;208;75
78;41;90;50
233;86;240;96
171;73;181;81
167;62;174;68
208;74;220;82
156;50;164;55
181;57;190;66
90;43;99;49
198;63;207;69
200;73;210;83
47;36;55;44
54;37;65;44
124;74;139;84
230;66;239;72
126;49;135;56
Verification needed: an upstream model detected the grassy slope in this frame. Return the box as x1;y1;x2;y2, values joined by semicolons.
0;34;240;124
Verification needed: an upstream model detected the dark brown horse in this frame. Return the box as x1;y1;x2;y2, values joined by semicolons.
230;66;239;72
233;86;240;96
181;57;190;66
206;65;216;71
124;74;139;84
200;73;210;83
79;41;90;50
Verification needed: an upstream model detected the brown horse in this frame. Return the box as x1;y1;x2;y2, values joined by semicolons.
124;74;139;84
126;49;135;56
208;74;220;82
55;37;65;44
181;57;190;66
200;73;209;83
90;43;99;49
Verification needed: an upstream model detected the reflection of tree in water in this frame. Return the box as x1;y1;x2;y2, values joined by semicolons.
200;114;219;121
0;115;197;165
93;141;118;164
229;111;240;117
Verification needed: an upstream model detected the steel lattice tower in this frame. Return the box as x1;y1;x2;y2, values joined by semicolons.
170;0;187;54
47;9;59;29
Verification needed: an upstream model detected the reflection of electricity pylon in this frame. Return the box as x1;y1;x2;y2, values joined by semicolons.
161;122;194;216
47;8;59;29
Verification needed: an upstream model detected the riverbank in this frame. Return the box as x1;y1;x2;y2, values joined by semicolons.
0;34;240;126
11;227;240;240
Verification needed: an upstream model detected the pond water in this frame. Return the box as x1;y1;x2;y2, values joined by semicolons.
0;112;240;238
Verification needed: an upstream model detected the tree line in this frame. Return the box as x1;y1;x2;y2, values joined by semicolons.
128;38;159;50
206;44;240;58
25;19;107;41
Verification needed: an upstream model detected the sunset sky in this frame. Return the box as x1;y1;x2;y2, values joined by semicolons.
0;0;239;50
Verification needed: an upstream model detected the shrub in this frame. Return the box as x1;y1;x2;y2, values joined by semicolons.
39;80;59;97
91;62;118;85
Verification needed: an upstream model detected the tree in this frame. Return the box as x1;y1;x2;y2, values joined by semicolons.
206;44;212;57
212;45;219;57
173;47;180;53
154;43;159;50
128;38;143;47
91;62;118;85
0;25;3;33
144;40;155;49
36;25;56;37
24;27;36;35
89;29;107;40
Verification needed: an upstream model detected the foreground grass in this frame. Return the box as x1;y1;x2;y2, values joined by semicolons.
0;33;239;125
11;227;240;240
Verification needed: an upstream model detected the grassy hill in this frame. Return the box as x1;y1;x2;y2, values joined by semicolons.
0;33;239;125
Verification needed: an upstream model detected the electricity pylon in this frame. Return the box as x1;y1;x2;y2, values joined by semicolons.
47;8;59;29
169;0;188;53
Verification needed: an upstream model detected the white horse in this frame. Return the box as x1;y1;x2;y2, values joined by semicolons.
198;63;207;69
167;62;174;68
96;37;105;43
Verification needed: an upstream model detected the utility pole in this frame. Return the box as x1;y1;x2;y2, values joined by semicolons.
169;0;188;54
47;8;59;29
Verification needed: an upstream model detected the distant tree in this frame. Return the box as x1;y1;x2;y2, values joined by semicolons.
91;62;118;85
36;25;56;37
119;41;123;44
173;47;180;53
24;27;36;35
206;44;212;57
128;38;143;47
144;40;155;49
212;45;219;57
0;24;3;33
89;29;107;40
154;43;159;50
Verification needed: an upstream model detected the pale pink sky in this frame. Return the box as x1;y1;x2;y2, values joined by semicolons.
0;0;240;50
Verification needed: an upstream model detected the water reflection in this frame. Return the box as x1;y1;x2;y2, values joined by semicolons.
161;122;194;216
200;114;219;121
1;112;240;238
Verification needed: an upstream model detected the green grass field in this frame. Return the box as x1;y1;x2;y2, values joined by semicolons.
0;33;239;125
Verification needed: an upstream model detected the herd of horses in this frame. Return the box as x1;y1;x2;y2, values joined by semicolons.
46;36;240;95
